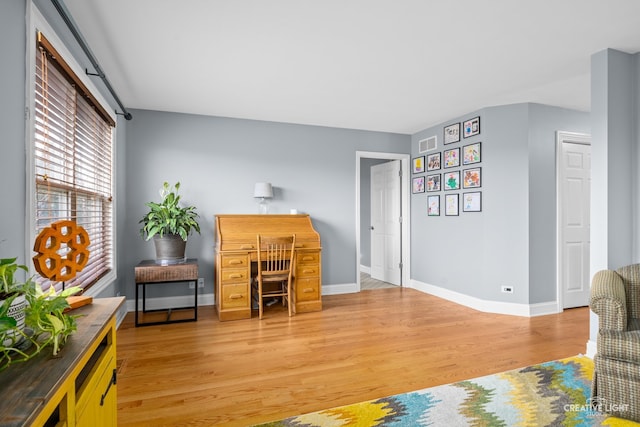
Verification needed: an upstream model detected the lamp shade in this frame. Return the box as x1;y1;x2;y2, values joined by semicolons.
253;182;273;199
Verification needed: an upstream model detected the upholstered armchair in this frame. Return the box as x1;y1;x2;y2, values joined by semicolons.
590;264;640;421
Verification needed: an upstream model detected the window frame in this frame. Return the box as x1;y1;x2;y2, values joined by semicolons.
26;4;118;296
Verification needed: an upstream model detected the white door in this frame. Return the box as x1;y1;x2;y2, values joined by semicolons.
370;160;401;285
560;141;591;308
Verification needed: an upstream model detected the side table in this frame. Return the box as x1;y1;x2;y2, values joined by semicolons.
134;258;198;327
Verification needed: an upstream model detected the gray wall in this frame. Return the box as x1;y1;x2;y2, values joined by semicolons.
123;110;409;299
590;49;640;343
410;103;589;305
0;0;27;265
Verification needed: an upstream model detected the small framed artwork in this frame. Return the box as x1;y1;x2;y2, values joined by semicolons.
463;192;482;212
444;122;460;145
463;142;481;165
445;194;459;216
463;116;480;138
462;167;481;188
427;152;441;171
444;171;460;191
427;195;440;216
412;156;425;174
426;174;441;192
412;176;425;194
443;148;460;169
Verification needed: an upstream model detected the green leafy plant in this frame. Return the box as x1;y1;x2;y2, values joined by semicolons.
0;258;81;371
0;257;28;297
139;182;201;241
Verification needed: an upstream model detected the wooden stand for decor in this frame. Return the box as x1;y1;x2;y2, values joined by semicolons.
134;259;198;326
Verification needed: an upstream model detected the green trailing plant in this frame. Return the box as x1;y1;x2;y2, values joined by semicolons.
0;257;27;297
139;181;201;241
0;257;81;371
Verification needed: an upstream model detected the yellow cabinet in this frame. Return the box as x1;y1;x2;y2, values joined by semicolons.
0;297;124;427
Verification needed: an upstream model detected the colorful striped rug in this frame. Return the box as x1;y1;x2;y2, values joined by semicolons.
255;356;640;426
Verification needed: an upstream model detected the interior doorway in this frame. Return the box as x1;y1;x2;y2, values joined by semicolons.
556;131;591;309
355;151;410;292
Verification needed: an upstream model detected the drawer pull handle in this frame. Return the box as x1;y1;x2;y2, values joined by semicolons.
229;273;243;279
229;293;244;300
228;259;243;265
302;269;315;274
301;256;314;261
240;244;254;249
100;368;117;406
303;288;314;293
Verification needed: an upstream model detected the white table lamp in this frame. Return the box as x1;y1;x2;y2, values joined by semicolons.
253;182;273;214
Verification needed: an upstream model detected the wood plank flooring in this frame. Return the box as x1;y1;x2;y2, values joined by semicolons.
116;287;589;426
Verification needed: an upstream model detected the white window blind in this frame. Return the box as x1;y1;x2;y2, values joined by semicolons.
34;31;115;292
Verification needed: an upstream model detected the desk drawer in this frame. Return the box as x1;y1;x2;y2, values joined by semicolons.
296;265;319;278
221;243;256;251
296;252;319;264
295;278;319;302
221;269;249;283
220;283;249;309
221;254;249;268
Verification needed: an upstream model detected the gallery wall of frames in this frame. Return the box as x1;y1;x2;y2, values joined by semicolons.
412;116;482;217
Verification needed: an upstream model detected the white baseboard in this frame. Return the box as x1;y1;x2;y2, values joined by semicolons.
408;279;560;317
359;265;371;274
125;293;216;312
322;283;358;295
124;284;358;312
123;280;564;319
585;339;597;359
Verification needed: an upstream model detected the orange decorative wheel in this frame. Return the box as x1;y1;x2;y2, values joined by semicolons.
33;220;90;282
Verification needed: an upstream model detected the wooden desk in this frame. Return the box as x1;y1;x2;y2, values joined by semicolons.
0;297;124;426
215;214;322;321
134;259;198;327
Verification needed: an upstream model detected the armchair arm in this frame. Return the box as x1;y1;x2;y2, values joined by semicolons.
590;269;627;331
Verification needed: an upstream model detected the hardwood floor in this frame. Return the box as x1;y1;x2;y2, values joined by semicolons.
116;287;589;426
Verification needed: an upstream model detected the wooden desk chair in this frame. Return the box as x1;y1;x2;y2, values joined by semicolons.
255;234;296;319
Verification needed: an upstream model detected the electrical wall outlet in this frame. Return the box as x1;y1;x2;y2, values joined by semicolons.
198;278;204;288
501;285;513;293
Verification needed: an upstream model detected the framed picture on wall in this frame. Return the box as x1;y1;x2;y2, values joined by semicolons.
427;195;440;216
426;174;441;192
412;156;425;174
463;116;480;138
463;142;481;165
445;194;459;216
462;167;481;188
444;122;460;145
443;148;460;168
427;152;441;171
463;192;482;212
444;171;460;191
412;176;425;194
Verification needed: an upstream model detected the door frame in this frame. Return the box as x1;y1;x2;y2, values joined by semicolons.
356;151;410;291
555;131;591;311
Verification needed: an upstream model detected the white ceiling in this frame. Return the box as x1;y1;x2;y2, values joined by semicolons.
64;0;640;134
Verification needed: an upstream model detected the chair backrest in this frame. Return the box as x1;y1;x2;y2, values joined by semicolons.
256;235;296;276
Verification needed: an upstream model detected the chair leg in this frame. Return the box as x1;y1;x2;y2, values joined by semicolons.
258;279;263;320
287;280;293;317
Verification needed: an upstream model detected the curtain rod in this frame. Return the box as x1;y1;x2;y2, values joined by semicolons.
50;0;132;121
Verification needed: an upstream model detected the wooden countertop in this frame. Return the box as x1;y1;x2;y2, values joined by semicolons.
0;296;124;426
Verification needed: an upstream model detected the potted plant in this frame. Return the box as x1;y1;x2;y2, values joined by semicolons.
139;182;201;264
0;257;81;371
